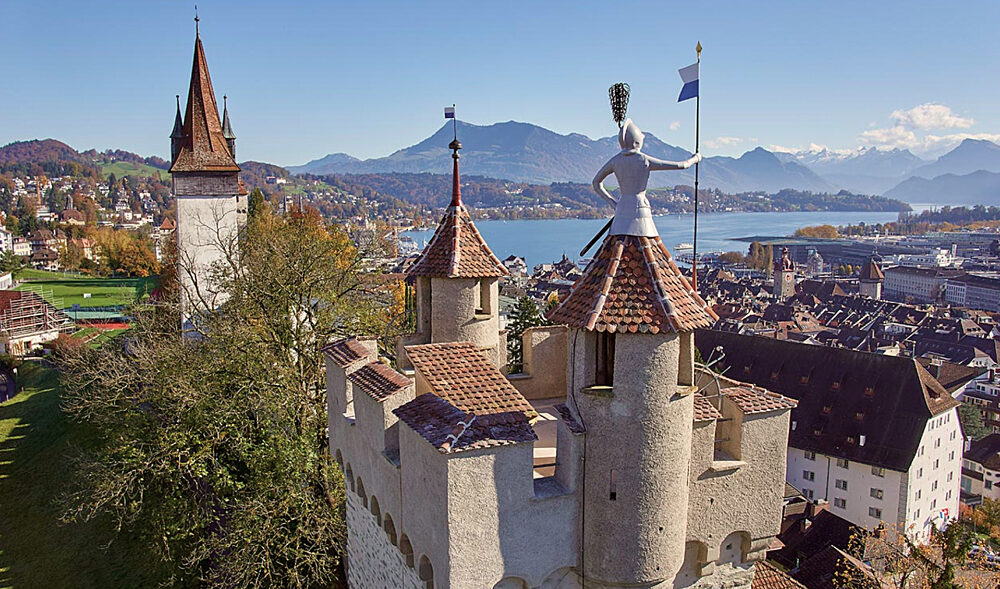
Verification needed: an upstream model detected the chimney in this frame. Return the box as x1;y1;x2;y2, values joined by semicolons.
807;499;828;518
990;368;996;384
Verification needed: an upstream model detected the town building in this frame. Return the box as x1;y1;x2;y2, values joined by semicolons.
882;265;962;304
961;433;1000;503
857;257;883;300
944;273;1000;312
696;330;963;541
329;133;797;588
773;248;795;301
169;24;248;326
0;290;74;355
961;370;1000;434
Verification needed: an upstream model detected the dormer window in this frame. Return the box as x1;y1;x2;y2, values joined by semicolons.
595;331;615;387
864;386;875;397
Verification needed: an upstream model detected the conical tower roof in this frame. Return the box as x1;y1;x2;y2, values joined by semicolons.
859;257;884;282
221;96;236;140
547;233;717;333
169;32;239;174
406;139;507;279
170;95;184;139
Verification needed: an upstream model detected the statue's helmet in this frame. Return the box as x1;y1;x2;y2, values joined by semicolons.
618;118;644;151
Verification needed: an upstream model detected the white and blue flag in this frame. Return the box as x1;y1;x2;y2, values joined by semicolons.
444;106;455;119
677;62;699;102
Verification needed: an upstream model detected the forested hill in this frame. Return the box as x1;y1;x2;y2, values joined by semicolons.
0;139;168;179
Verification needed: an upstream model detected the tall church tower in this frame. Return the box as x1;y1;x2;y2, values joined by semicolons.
169;22;247;325
401;136;509;367
772;247;795;301
548;212;718;587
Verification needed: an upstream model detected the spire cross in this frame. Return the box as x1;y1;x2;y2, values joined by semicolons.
194;5;199;34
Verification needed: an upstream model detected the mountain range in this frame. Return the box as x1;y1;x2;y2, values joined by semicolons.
291;122;1000;204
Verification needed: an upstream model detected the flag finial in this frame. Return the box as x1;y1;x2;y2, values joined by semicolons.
696;41;702;54
194;5;199;34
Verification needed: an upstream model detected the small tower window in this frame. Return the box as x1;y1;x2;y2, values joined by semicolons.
595;332;615;387
474;278;491;315
609;469;617;501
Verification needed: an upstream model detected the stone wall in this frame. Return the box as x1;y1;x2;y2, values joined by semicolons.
509;325;568;400
345;491;424;589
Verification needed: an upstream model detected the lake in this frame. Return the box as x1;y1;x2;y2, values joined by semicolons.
404;210;903;270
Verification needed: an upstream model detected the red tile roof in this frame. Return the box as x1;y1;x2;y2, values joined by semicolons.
547;234;717;333
723;386;798;414
393;393;537;453
404;341;536;419
348;361;411;402
169;34;240;174
405;206;508;278
859;258;884;281
694;396;723;421
752;561;806;589
322;337;373;369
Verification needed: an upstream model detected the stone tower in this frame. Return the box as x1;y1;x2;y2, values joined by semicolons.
548;224;718;587
772;247;795;301
401;137;509;367
169;25;247;326
859;255;884;300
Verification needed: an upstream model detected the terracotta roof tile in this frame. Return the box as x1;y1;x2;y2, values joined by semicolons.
859;258;884;281
393;393;537;454
404;341;536;419
752;561;806;589
693;396;723;421
406;206;508;278
723;386;798;414
348;361;411;402
322;337;373;369
547;234;717;333
169;35;239;174
554;403;586;433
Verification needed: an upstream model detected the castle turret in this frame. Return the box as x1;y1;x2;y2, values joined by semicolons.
773;247;795;301
221;95;236;161
859;255;884;300
170;94;184;164
169;20;243;326
548;211;718;587
402;136;509;367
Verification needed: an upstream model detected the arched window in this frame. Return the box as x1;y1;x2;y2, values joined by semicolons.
356;478;367;508
418;555;434;589
370;495;381;525
383;513;397;546
345;464;354;492
399;534;414;568
720;531;751;565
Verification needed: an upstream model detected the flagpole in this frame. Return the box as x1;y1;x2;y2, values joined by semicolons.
692;41;702;292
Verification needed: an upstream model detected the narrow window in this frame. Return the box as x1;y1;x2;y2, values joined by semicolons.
595;332;615;387
609;469;617;501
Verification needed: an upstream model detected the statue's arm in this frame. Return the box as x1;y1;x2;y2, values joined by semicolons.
592;160;618;208
648;152;702;171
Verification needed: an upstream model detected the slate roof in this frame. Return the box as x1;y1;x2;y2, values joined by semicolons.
773;509;860;570
965;433;1000;471
348;361;411;402
793;546;879;589
393;393;537;454
723;386;798;414
696;329;959;471
169;33;240;174
547;234;717;333
752;561;806;589
915;357;985;393
322;337;372;369
405;206;508;278
404;341;536;419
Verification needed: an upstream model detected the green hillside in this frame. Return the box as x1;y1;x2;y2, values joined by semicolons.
99;160;169;180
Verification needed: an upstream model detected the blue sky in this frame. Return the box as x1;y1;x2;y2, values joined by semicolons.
1;0;998;166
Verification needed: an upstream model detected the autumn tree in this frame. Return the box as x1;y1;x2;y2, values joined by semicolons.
795;224;840;239
58;205;394;587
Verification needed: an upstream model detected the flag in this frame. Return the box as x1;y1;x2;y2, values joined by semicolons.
444;106;455;119
677;62;699;102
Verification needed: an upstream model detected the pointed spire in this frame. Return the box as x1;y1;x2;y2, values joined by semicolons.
170;95;184;139
221;95;235;139
449;138;462;207
169;28;239;173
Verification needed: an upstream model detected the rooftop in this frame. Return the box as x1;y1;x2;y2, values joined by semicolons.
393;393;536;454
547;234;717;333
322;337;372;369
405;206;508;278
348;361;411;402
965;433;1000;471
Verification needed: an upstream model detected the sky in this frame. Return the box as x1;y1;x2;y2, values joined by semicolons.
2;0;998;166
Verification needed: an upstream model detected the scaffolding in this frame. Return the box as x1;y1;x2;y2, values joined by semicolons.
0;290;75;352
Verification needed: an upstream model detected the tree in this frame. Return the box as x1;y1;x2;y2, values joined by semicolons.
58;205;394;587
506;296;545;373
958;403;991;441
248;187;266;221
795;224;840;239
718;251;745;265
746;241;768;270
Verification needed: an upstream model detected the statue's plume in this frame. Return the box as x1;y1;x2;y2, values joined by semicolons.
608;82;630;128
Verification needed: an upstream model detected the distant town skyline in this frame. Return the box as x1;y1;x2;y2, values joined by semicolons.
2;0;998;166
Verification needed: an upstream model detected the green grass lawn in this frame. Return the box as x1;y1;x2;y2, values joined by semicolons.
99;161;169;181
14;270;157;309
0;362;165;587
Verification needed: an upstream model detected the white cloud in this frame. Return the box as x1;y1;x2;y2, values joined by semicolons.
890;103;973;130
859;124;1000;156
705;136;743;149
669;121;681;131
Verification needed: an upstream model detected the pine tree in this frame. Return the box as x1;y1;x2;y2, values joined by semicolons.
506;296;544;373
